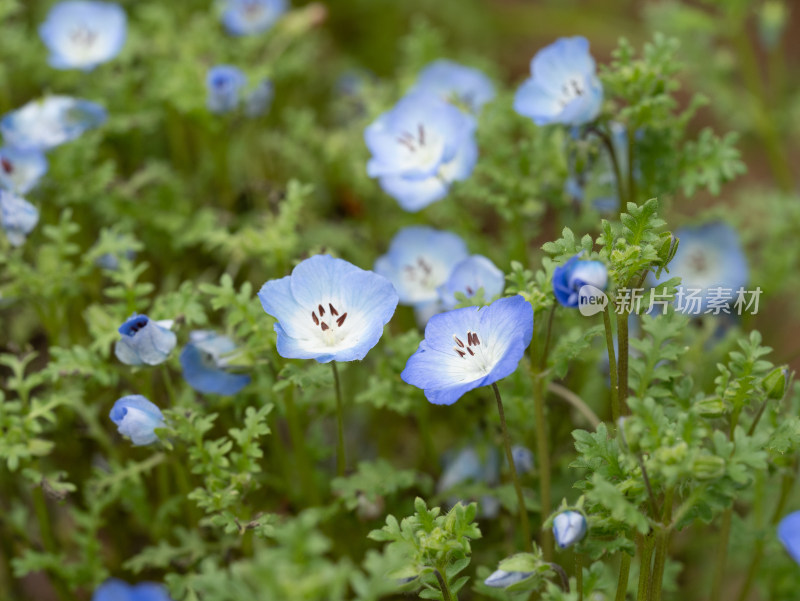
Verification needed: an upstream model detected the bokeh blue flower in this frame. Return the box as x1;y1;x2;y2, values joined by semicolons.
364;92;478;211
778;510;800;565
553;510;588;548
438;254;505;310
179;331;251;395
114;314;177;366
514;36;603;127
109;396;165;446
552;254;608;308
0;147;48;195
401;295;533;405
411;59;495;113
206;65;248;114
484;569;534;589
245;79;275;117
438;446;500;518
39;1;127;71
1;96;107;151
0;190;39;247
221;0;287;36
258;254;398;363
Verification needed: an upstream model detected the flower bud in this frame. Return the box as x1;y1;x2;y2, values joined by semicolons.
484;569;533;589
656;232;678;268
763;366;789;400
695;396;726;418
115;313;177;366
109;395;164;446
552;510;587;549
691;455;726;481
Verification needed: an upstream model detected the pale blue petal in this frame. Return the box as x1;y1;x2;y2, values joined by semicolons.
222;0;287;36
0;191;39;247
778;511;800;565
109;395;164;446
413;60;495;113
438;255;505;309
0;147;48;195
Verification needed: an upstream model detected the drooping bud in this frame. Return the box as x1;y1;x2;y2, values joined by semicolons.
763;366;790;400
484;569;534;589
695;396;726;418
552;510;587;549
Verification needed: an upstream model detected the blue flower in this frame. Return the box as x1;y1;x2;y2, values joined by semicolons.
0;191;39;247
778;510;800;565
1;96;107;151
258;254;399;363
514;36;603;127
411;60;495;113
0;147;48;195
484;570;534;589
438;255;505;310
374;226;468;307
93;579;173;601
552;254;608;308
401;295;533;405
179;331;251;395
39;1;127;71
438;446;501;518
114;314;177;366
553;510;588;548
364;93;478;211
511;445;534;474
245;79;274;117
649;222;748;314
206;65;248;114
221;0;287;36
109;396;165;446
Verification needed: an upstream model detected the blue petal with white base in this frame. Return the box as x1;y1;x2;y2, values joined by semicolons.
39;1;127;71
0;147;48;195
109;396;164;446
778;510;800;565
180;331;251;395
411;60;495;113
553;510;588;548
365;93;478;211
93;578;173;601
514;36;603;127
438;254;505;309
206;65;247;114
484;569;534;589
552;254;608;308
258;255;399;363
222;0;287;36
374;227;468;307
0;191;39;247
401;295;533;405
114;314;177;366
1;96;107;151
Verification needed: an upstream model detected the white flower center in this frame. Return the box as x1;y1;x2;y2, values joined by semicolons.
559;77;585;107
396;123;443;171
70;25;98;48
402;256;438;291
243;1;265;20
452;330;493;375
310;302;350;347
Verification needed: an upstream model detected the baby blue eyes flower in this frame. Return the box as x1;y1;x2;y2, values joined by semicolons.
484;569;534;589
222;0;287;36
0;191;39;247
438;254;505;310
514;36;603;127
411;59;495;113
553;510;588;549
206;65;248;114
258;254;399;363
1;96;107;151
552;254;608;308
245;79;274;117
109;396;165;446
364;92;478;212
114;314;177;366
0;147;48;195
778;510;800;565
374;226;468;307
39;1;127;71
179;331;251;395
93;578;173;601
401;295;533;406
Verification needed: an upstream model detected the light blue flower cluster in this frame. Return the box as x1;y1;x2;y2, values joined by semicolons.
93;578;172;601
206;66;274;116
221;0;287;36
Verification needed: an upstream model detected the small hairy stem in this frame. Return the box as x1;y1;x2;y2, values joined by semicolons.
709;507;733;601
285;386;319;504
636;454;660;520
591;127;627;214
32;486;70;601
493;383;533;553
331;362;346;477
575;553;584;601
603;306;620;423
548;563;570;593
434;568;454;601
615;552;632;601
531;375;552;557
627;128;637;204
648;489;674;601
547;382;601;429
636;533;655;601
540;304;556;371
617;310;629;415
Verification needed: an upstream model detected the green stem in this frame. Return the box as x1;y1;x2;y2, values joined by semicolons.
434;568;454;601
161;364;177;404
492;383;533;553
627;128;636;205
575;553;584;601
709;507;733;601
331;362;346;477
540;304;556;371
592;127;627;215
546;382;601;429
32;487;70;601
636;533;655;601
603;306;620;423
615;552;632;601
532;373;552;558
617;309;629;416
648;489;674;601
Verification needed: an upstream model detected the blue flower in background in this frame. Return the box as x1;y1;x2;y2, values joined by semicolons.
0;191;39;247
401;295;533;405
567;122;631;213
114;314;177;366
180;331;251;395
650;222;748;314
438;255;505;310
0;147;48;195
778;511;800;565
222;0;287;36
1;96;106;151
484;570;534;589
93;579;173;601
109;396;165;446
206;65;247;114
514;36;603;127
553;510;588;549
552;254;608;308
374;226;468;308
511;445;534;474
411;59;495;113
39;1;127;71
245;79;274;117
258;254;398;363
365;93;478;211
438;446;500;518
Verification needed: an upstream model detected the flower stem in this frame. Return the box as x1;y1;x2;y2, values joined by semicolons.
331;362;346;477
285;385;319;504
603;306;620;423
709;507;733;601
636;533;655;601
492;383;532;553
617;309;629;416
591;127;627;215
615;552;632;601
32;486;70;601
648;488;674;601
434;568;454;601
575;553;584;601
546;382;601;429
531;374;552;558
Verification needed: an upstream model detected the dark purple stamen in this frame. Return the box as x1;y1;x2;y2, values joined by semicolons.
336;313;347;327
453;330;481;358
329;303;338;316
1;158;12;174
318;304;325;316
